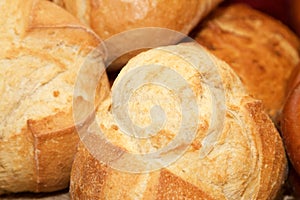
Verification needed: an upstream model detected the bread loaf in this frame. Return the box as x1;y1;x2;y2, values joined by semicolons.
281;65;300;177
0;0;110;194
50;0;224;72
70;43;286;199
194;4;300;119
55;0;223;39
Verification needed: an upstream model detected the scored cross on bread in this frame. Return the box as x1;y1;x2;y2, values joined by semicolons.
70;43;287;199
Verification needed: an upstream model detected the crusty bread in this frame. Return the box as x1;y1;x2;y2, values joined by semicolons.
0;0;110;194
287;64;300;93
281;66;300;177
50;0;224;72
194;4;300;119
53;0;223;39
70;43;286;199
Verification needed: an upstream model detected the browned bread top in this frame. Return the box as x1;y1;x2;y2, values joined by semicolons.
194;4;300;119
56;0;223;39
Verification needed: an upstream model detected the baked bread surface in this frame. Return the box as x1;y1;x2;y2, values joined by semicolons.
0;0;110;194
55;0;223;39
70;43;286;199
194;4;300;119
281;65;300;177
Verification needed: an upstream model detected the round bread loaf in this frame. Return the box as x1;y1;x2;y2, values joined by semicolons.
287;64;300;92
0;0;110;194
70;43;286;199
194;4;300;119
53;0;223;39
281;66;300;177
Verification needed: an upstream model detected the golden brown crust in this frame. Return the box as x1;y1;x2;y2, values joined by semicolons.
70;44;286;199
281;82;300;176
244;101;287;199
59;0;223;39
194;3;300;119
70;143;215;200
156;169;213;200
281;65;300;176
70;143;109;200
287;64;300;93
53;0;223;71
27;110;78;192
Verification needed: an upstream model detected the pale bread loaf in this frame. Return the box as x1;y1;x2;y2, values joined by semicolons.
194;4;300;119
70;43;286;199
0;0;109;194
